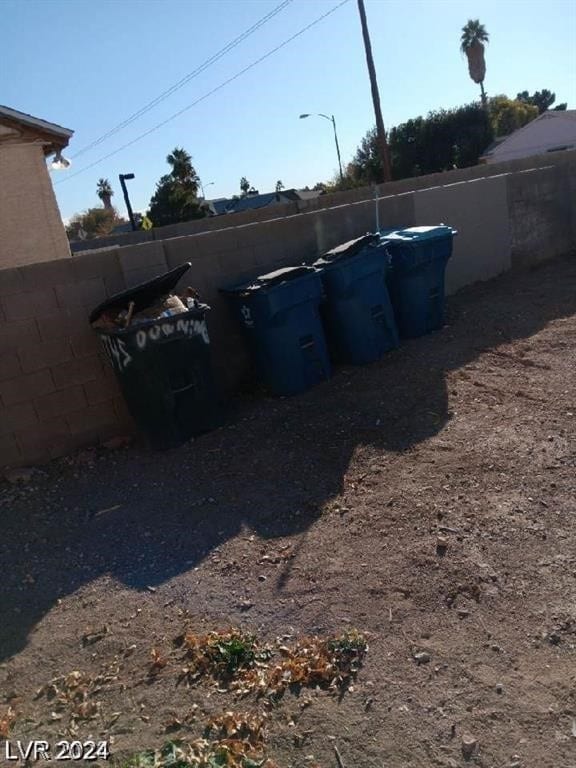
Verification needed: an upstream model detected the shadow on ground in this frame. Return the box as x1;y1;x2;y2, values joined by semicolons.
1;254;575;660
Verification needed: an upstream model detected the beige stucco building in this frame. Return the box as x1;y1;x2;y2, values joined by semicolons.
0;105;73;268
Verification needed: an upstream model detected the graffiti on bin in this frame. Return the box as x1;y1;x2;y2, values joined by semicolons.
101;335;132;372
101;318;209;372
135;317;210;350
240;305;254;328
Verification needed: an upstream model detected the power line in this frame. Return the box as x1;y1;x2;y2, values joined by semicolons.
56;0;351;184
70;0;294;160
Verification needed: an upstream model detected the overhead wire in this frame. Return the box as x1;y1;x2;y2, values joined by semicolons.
70;0;294;159
56;0;351;184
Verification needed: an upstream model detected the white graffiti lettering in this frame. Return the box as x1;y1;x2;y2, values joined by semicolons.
134;317;210;351
101;336;132;372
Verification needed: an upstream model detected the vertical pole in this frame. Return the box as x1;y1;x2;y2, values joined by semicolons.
357;0;392;183
119;174;136;231
331;115;344;182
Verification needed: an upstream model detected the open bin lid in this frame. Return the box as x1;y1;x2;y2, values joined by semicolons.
383;225;457;244
315;234;380;266
89;262;191;324
221;265;316;295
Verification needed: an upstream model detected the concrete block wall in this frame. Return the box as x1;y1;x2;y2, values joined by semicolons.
0;250;133;467
414;175;512;295
1;156;575;469
508;163;576;268
69;149;576;254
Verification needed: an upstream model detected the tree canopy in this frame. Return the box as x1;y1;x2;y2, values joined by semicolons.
460;19;489;53
346;102;494;186
96;178;113;205
331;87;557;190
147;147;204;227
489;95;539;137
66;207;123;241
516;89;567;114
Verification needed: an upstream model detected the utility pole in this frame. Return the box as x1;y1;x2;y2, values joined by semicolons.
357;0;392;183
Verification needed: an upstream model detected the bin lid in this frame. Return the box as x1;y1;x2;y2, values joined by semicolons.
384;225;457;244
317;233;380;265
221;265;316;294
89;262;191;324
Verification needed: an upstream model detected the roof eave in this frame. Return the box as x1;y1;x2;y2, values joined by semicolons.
0;105;74;155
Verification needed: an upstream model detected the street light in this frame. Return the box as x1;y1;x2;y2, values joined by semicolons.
119;173;136;231
299;113;343;182
199;180;215;199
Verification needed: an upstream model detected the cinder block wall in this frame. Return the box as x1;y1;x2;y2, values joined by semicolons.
414;175;513;295
69;149;576;254
0;251;133;467
508;159;576;268
1;159;575;469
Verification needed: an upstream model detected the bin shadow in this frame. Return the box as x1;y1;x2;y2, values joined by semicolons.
1;254;575;662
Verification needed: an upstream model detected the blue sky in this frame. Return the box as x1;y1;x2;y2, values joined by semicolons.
2;0;575;221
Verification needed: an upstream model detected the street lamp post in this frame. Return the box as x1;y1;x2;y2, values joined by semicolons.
199;180;215;199
299;113;343;182
119;173;136;231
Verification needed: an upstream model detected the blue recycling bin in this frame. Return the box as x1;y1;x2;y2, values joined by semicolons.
314;234;399;365
383;225;457;338
221;266;331;396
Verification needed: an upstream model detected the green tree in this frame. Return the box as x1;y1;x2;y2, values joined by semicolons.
239;177;250;197
96;178;113;209
66;207;123;240
147;147;205;227
275;180;284;192
166;147;199;189
516;89;567;114
461;19;489;108
347;102;493;185
489;95;539;136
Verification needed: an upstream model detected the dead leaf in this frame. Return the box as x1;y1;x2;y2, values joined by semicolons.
0;707;16;738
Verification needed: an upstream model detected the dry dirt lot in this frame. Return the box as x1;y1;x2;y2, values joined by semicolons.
1;253;575;768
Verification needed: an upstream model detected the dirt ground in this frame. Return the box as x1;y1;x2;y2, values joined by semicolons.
1;254;575;768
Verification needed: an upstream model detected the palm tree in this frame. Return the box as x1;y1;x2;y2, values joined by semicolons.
167;147;199;193
96;178;113;209
461;19;489;109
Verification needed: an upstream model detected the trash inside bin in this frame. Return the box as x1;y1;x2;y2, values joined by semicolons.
383;225;457;338
90;263;221;450
221;266;330;396
314;234;399;364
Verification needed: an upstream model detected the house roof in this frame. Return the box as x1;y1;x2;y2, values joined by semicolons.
480;110;576;160
225;192;282;213
205;188;323;216
0;105;73;154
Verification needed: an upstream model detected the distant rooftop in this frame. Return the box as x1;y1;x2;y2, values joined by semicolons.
204;188;323;216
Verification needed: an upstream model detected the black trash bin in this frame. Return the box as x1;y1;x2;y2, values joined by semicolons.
89;263;221;450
